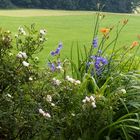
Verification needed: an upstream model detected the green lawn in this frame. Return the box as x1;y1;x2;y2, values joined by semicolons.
0;9;140;66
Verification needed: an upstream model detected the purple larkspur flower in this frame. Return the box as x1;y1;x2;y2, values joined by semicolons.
50;42;63;56
92;37;98;48
48;59;62;72
55;47;61;55
100;57;108;65
58;42;63;49
50;51;55;56
91;55;108;70
48;62;55;71
87;55;108;75
57;60;61;66
95;56;107;69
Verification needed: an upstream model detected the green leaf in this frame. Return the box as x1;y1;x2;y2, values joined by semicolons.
79;74;99;94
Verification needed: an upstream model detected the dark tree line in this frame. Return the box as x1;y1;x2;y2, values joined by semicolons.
0;0;138;13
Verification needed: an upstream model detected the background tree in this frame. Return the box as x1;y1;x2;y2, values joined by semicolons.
0;0;15;8
0;0;139;13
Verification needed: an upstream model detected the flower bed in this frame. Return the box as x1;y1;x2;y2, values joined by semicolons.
0;13;140;140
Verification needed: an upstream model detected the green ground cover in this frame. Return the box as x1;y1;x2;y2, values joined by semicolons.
0;9;139;66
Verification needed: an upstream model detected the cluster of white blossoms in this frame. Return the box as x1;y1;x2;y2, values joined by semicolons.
45;95;55;107
18;27;26;35
17;51;28;59
16;51;30;67
82;95;96;108
39;29;47;42
52;78;61;86
46;95;52;102
39;109;51;118
66;76;81;85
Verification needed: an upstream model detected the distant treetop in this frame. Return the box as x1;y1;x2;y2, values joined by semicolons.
0;0;138;13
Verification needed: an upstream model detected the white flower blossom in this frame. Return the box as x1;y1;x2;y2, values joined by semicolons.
7;94;12;98
56;65;63;70
17;51;27;59
52;78;61;86
21;52;27;59
21;30;26;35
68;77;75;83
82;99;86;103
40;29;47;35
51;103;55;107
66;76;81;85
39;109;44;114
2;37;5;41
18;27;23;32
17;53;22;58
39;38;44;42
43;112;51;118
90;96;95;102
71;113;75;117
7;30;10;33
91;102;96;108
39;108;51;118
70;78;75;83
22;61;29;67
82;95;96;109
46;95;52;102
120;89;126;94
85;96;90;102
29;77;33;81
66;76;70;79
18;27;26;35
75;80;81;85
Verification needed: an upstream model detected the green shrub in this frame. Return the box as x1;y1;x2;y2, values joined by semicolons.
0;13;140;140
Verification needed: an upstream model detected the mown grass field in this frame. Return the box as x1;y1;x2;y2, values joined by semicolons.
0;9;140;66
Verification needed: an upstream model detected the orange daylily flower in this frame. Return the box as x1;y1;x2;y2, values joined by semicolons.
100;28;110;35
130;41;139;49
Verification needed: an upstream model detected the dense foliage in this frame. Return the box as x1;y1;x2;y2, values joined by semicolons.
0;0;139;13
0;12;140;140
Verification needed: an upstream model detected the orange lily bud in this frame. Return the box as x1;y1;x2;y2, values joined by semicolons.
130;41;139;49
